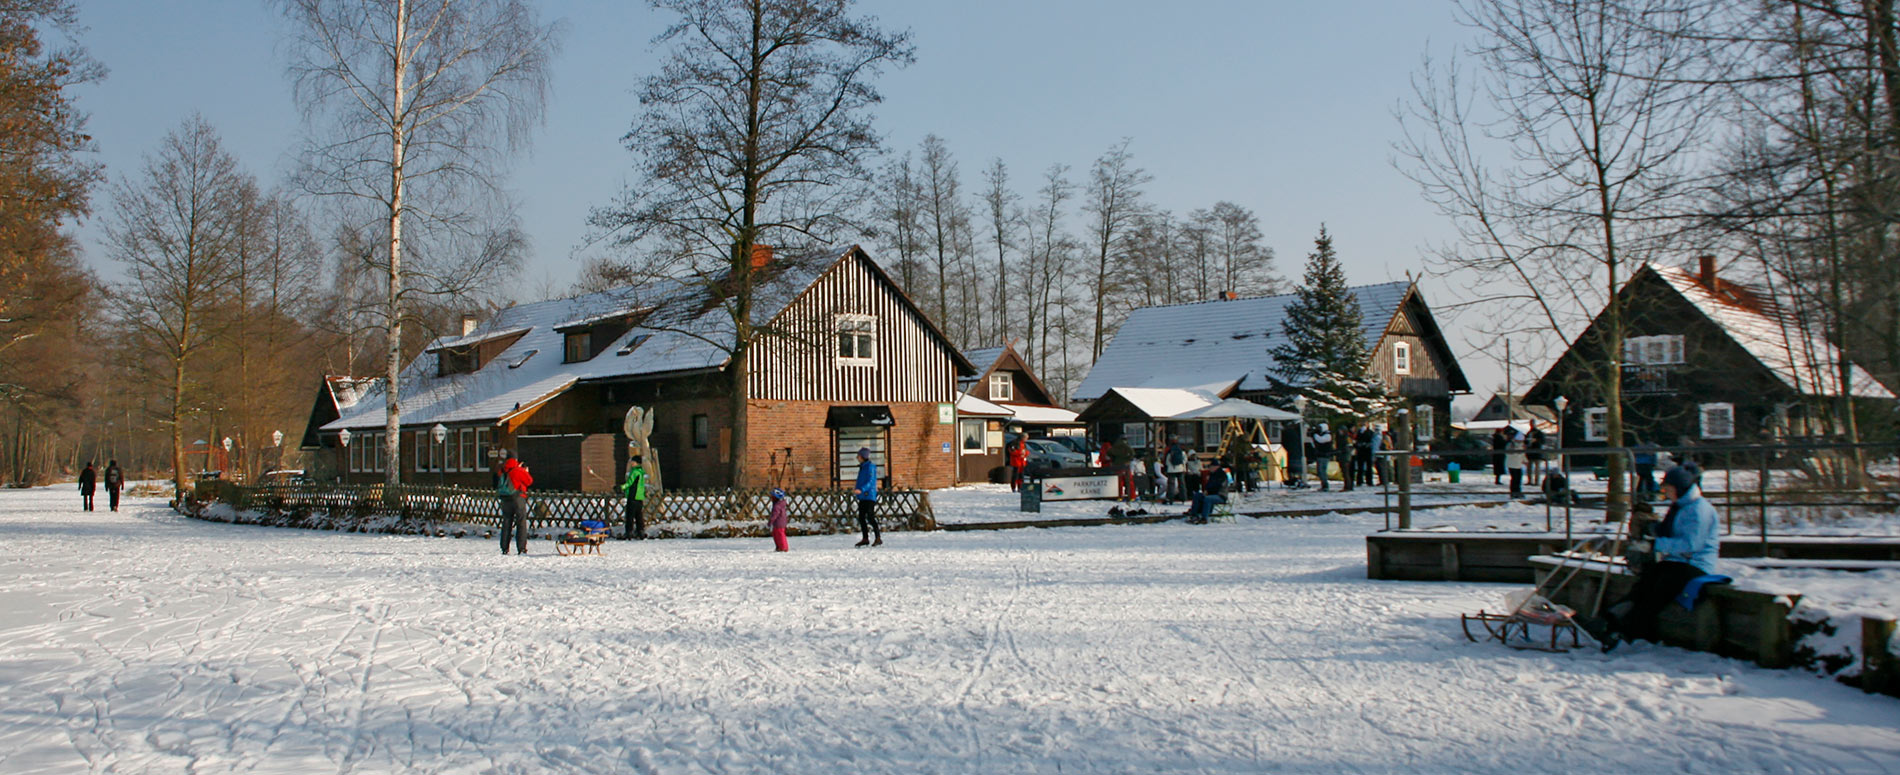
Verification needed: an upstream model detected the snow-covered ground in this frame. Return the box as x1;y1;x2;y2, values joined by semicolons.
3;486;1899;774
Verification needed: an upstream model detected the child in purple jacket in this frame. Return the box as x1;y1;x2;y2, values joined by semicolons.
768;488;790;552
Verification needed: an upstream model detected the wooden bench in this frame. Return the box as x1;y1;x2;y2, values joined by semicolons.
556;520;611;556
1528;556;1799;667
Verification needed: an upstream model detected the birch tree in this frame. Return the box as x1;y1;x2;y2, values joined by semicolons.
280;0;555;485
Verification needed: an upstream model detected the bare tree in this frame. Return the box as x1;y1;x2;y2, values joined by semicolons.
104;117;254;493
588;0;911;487
1083;139;1150;364
1021;163;1073;378
980;157;1018;346
280;0;556;486
1397;0;1712;517
917;134;966;341
1207;201;1283;296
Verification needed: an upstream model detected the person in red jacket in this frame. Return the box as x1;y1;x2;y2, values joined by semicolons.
496;450;534;555
1007;437;1028;492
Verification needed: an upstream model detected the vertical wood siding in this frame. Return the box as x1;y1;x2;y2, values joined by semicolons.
748;252;958;403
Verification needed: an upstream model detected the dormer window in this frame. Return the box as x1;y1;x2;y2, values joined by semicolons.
837;314;875;365
989;373;1013;401
564;332;590;363
438;347;477;376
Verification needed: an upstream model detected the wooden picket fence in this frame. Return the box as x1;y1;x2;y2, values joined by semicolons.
224;481;936;535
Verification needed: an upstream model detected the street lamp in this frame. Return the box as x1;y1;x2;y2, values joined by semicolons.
431;423;448;488
1553;395;1570;537
222;436;234;480
1292;395;1308;487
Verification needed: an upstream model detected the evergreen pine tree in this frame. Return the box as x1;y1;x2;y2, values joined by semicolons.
1270;225;1390;422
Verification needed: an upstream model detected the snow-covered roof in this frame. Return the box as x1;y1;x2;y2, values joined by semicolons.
1006;404;1080;424
324;247;853;431
962;347;1006;374
327;376;379;409
1072;281;1414;402
956;393;1012;417
1652;264;1894;399
1171;398;1300;422
1102;387;1227;420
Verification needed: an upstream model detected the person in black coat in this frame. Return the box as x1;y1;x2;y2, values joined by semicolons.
78;461;97;511
1490;428;1508;484
103;460;125;512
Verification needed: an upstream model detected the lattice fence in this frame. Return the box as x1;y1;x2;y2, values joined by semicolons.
230;481;935;536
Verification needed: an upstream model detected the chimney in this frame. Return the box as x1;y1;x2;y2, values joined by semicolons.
460;314;479;336
749;244;774;270
1220;290;1238;301
1697;255;1716;289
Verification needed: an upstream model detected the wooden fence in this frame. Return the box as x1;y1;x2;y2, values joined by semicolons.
200;480;936;536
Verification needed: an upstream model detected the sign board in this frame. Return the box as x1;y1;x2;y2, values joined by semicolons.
1038;475;1119;501
937;403;954;424
941;441;951;453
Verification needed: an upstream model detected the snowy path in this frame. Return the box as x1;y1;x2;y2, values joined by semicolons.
1;488;1897;773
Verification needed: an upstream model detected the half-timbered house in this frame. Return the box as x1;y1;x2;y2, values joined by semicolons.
1072;281;1470;448
317;246;975;491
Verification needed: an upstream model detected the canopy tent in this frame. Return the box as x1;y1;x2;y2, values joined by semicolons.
1170;398;1299;422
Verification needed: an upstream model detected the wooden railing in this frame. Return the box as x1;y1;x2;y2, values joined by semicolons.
200;480;936;535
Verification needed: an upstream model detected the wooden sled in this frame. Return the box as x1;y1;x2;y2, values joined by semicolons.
556;520;610;556
1462;603;1580;652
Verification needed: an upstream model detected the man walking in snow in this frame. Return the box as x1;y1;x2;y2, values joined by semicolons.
852;447;881;546
103;460;124;512
78;461;96;511
496;450;533;555
1310;424;1334;491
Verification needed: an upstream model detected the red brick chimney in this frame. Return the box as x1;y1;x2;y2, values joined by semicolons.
1697;255;1716;289
749;244;774;270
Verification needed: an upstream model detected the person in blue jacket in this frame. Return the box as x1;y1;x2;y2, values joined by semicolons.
852;447;882;547
1583;462;1719;651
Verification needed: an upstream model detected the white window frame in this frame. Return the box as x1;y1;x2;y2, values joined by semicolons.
1624;335;1685;365
1415;405;1434;440
835;314;876;365
988;372;1013;401
1202;420;1224;451
1699;402;1735;440
959;418;985;454
1393;341;1411;375
1122;423;1149;450
475;428;492;469
1584;407;1609;442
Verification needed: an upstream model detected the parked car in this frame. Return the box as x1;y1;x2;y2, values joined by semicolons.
1022;438;1089;473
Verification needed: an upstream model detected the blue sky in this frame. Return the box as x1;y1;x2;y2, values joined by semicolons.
72;1;1505;400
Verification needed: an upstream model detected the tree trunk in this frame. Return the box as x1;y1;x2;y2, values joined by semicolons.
384;0;409;489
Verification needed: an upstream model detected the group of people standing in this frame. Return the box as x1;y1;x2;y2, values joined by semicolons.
1295;422;1394;491
75;460;126;512
1488;425;1550;499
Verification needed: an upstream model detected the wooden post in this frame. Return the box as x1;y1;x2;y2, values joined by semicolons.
1440;542;1461;581
1864;616;1896;694
1395;409;1412;529
1757;594;1799;668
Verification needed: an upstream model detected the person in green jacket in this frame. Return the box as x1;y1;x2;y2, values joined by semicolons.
619;454;648;540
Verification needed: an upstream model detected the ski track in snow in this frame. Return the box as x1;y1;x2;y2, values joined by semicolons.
0;487;1897;773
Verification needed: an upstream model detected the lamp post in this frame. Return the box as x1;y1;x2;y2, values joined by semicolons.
271;429;284;477
1292;395;1308;488
1553;395;1570;538
222;437;234;481
431;423;448;488
337;428;352;482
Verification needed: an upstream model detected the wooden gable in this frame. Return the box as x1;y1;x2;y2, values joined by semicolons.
972;344;1058;406
747;247;975;403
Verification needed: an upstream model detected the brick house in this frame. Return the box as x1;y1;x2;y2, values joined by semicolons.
1523;258;1895;448
1072;280;1470;448
317;245;975;491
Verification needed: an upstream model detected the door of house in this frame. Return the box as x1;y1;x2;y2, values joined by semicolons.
835;427;888;487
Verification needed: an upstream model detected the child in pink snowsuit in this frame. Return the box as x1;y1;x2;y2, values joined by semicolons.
768;488;790;552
